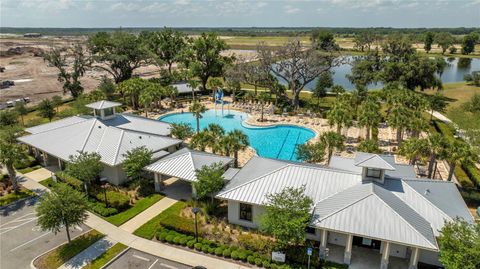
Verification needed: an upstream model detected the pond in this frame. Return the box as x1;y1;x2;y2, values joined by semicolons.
274;56;480;90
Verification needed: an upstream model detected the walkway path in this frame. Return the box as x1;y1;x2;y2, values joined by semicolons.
20;173;250;269
430;110;452;124
23;166;58;182
58;236;117;269
120;197;177;233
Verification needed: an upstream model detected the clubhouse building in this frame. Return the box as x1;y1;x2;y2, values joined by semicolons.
217;153;473;269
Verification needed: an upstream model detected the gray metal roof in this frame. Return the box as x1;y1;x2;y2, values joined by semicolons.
329;154;416;179
25;116;92;134
218;155;472;250
217;157;362;205
86;100;122;109
311;183;438;250
172;83;200;94
101;114;172;136
144;148;233;182
222;168;241;181
19;117;181;166
354;153;396;170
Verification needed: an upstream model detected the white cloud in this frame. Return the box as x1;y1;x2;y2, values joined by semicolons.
284;5;300;14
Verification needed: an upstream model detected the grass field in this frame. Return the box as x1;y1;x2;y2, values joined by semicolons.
105;194;164;226
0;188;35;206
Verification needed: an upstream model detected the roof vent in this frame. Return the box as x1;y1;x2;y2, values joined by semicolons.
98;126;102;128
139;136;142;139
424;189;430;195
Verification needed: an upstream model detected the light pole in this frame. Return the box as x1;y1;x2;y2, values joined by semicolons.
100;178;109;208
192;207;200;243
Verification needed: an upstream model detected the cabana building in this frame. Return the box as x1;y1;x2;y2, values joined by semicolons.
144;147;233;195
216;153;473;269
18;100;182;185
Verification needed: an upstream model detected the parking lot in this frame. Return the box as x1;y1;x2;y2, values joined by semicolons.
0;197;87;269
105;248;192;269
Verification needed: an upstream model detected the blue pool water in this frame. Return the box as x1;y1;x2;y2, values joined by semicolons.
160;110;315;162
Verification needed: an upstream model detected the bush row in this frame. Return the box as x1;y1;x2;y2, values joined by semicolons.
462;163;480;187
154;227;342;269
88;199;119;217
55;172;84;191
14;155;38;170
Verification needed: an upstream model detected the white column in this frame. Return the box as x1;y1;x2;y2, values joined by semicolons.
344;234;353;264
154;173;162;192
380;241;391;269
408;248;420;269
57;158;63;170
191;184;197;198
319;229;328;259
42;152;48;166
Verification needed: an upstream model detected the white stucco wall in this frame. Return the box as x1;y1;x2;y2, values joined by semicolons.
101;164;127;185
327;231;347;246
419;249;442;267
306;228;322;241
227;200;264;229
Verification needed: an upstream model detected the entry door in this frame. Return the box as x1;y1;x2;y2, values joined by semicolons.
353;236;381;250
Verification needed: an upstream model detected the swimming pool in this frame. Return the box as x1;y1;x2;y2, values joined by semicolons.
159;109;315;162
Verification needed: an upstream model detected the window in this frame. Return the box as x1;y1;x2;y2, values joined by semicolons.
366;168;381;179
94;109;102;117
305;226;316;234
239;203;252;222
103;107;114;117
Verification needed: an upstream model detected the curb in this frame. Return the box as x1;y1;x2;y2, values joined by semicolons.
30;229;94;269
100;246;131;269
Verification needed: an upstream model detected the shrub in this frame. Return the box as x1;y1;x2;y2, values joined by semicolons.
208;247;216;254
238;250;248;261
255;258;263;267
165;234;175;243
223;249;231;258
247;255;256;264
14;155;38;170
157;231;168;242
262;260;271;268
215;247;224;256
179;236;189;246
231;250;239;260
89;202;118;217
173;235;182;244
96;191;130;210
56;172;83;190
462;163;480;187
187;240;196;249
194;243;203;250
201;244;209;253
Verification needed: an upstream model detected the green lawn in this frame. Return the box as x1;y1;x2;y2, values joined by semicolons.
83;243;127;269
17;165;43;174
34;230;104;269
133;201;192;239
0;188;35;206
39;177;54;187
105;194;164;226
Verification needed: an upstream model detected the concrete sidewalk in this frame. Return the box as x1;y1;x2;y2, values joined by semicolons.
20;175;250;269
58;236;117;269
120;197;178;233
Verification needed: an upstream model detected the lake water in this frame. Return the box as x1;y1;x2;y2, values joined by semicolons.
276;56;480;90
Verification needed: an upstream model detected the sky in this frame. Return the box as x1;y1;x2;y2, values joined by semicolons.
1;0;480;28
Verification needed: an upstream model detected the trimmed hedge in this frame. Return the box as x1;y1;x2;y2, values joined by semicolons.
56;172;83;191
462;164;480;187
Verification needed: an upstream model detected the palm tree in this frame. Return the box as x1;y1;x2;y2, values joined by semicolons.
327;95;353;134
358;96;380;140
0;127;28;193
163;85;178;108
139;90;154;117
224;129;249;168
206;123;226;154
296;142;326;163
445;140;478;182
398;138;429;165
319;131;345;163
170;123;194;140
357;139;382;153
118;78;145;110
190;131;209;151
207;77;223;102
189;101;207;134
187;78;200;100
425;134;448;179
257;92;270;122
331;85;345;99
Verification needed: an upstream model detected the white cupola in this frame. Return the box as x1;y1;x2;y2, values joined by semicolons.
353;153;396;184
86;100;121;120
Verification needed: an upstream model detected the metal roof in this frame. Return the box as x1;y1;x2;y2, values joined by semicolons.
354;153;396;170
218;155;472;250
329;155;416;179
144;148;233;182
172;83;200;94
217;157;362;205
222;168;241;181
86;100;122;109
311;183;438;250
102;114;171;136
25;116;92;134
19;117;181;166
